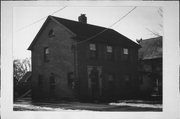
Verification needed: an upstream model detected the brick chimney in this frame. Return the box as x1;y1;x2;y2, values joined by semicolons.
78;14;87;24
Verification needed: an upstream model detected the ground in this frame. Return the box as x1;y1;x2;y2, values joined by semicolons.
14;98;162;111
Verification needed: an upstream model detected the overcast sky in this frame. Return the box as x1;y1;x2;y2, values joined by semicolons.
13;6;163;59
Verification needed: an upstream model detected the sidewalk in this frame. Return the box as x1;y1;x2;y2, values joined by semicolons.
14;98;162;111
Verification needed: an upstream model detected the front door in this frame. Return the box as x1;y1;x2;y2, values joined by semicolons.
87;66;102;100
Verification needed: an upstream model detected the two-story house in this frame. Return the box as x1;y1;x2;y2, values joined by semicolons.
28;14;140;101
138;36;162;100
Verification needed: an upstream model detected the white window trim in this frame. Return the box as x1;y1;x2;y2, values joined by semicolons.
89;43;96;51
123;48;128;55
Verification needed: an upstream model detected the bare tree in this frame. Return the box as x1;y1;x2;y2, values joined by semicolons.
146;7;163;37
13;57;31;81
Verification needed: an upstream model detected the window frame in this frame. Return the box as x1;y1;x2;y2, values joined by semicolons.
123;48;129;55
106;45;114;61
89;43;98;59
48;29;55;38
38;74;43;88
44;47;50;62
122;48;129;61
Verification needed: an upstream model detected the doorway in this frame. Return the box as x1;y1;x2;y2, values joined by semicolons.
87;66;102;100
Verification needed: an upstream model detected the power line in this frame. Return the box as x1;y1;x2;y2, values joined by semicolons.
146;28;161;37
17;6;67;32
76;6;137;45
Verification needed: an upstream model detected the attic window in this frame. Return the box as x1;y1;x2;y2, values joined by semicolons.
48;29;55;38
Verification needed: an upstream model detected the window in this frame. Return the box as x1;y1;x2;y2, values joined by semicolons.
38;75;43;88
89;43;97;59
107;46;112;53
122;48;129;61
107;74;114;81
123;75;130;85
67;72;75;89
106;45;114;60
123;48;128;54
48;29;55;38
90;43;96;51
107;73;115;93
124;75;129;81
49;73;56;98
44;47;50;62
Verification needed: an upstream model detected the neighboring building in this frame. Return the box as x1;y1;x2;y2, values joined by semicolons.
138;36;162;99
28;14;140;101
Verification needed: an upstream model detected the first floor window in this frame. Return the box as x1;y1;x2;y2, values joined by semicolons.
49;73;55;98
38;75;43;88
67;72;75;89
107;73;115;94
107;74;114;81
123;75;130;85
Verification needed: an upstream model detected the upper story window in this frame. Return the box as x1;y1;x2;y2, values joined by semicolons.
106;45;114;60
48;29;55;38
107;45;112;53
122;48;129;61
89;43;97;59
123;48;128;55
89;43;96;51
44;47;50;62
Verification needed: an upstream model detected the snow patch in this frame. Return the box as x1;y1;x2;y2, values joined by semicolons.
109;102;162;109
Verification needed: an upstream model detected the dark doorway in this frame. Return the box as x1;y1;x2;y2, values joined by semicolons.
88;66;102;100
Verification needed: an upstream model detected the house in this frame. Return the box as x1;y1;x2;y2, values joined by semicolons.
138;36;162;99
28;14;140;101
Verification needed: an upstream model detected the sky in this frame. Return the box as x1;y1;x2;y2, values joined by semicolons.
13;6;163;59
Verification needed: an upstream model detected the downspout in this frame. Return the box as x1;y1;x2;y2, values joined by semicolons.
73;39;79;97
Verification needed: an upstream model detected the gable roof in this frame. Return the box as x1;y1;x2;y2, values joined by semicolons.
138;36;162;60
28;15;140;50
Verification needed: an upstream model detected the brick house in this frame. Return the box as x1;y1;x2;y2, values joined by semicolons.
28;14;140;101
138;36;162;99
